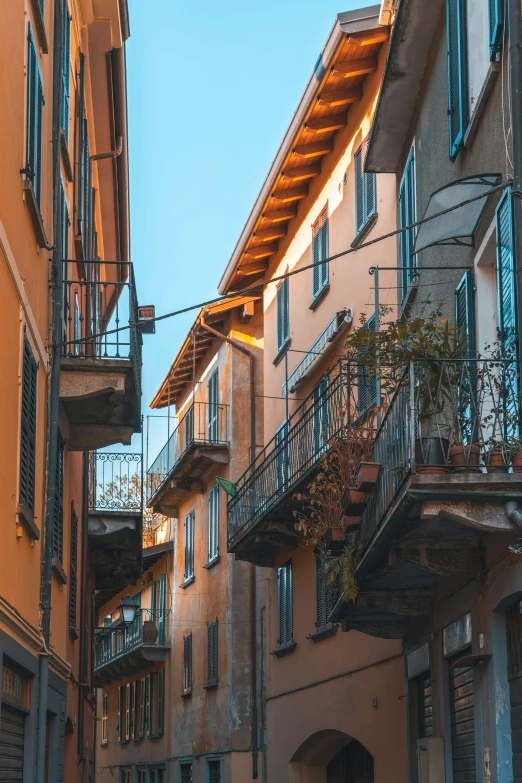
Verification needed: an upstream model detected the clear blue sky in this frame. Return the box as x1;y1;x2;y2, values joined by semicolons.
126;0;376;462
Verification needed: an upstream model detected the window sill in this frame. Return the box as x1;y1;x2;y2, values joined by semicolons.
118;740;129;745
100;741;108;747
16;503;40;540
273;338;291;366
307;624;338;642
68;626;78;641
204;556;221;570
29;0;49;53
52;558;67;585
181;690;192;699
180;576;195;589
271;642;297;658
463;62;500;149
204;682;218;690
309;284;330;311
350;213;378;249
60;129;74;183
23;180;48;249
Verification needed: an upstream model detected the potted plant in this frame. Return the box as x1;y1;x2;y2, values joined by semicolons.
142;617;159;644
509;439;522;473
486;441;508;473
355;461;381;491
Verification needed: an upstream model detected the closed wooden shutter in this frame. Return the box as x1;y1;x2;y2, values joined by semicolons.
275;420;288;493
488;0;503;59
158;574;166;644
184;512;194;580
312;205;329;299
506;600;522;783
185;404;194;447
449;655;476;783
446;0;469;159
315;555;334;631
208;485;219;562
183;635;192;695
68;502;78;631
312;375;329;454
277;561;293;648
355;143;376;235
418;674;434;739
26;27;45;205
358;314;378;415
207;620;218;686
398;147;416;300
53;436;65;564
157;669;164;735
19;340;38;517
208;370;219;441
61;3;71;139
277;277;289;351
455;271;475;356
0;707;24;782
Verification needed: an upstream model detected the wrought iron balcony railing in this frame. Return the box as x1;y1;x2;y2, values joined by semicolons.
94;610;169;670
228;360;358;548
358;358;521;546
89;451;143;513
147;401;229;503
62;260;142;401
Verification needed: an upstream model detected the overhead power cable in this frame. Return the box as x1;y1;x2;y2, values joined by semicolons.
54;179;511;349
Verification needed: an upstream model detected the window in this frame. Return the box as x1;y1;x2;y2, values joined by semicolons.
117;686;125;742
312;204;329;301
455;270;475;357
208;759;221;783
61;3;71;140
68;502;78;632
125;683;131;741
121;770;132;783
398;146;416;302
138;677;145;739
101;693;108;745
277;561;293;649
183;634;192;695
446;0;469;158
315;555;334;631
358;314;379;416
149;769;166;783
206;620;218;687
19;339;38;519
73;292;81;355
180;763;193;783
130;681;137;739
276;275;290;352
184;511;195;582
145;674;152;737
136;771;147;783
208;486;219;563
157;669;165;735
77;53;90;257
59;178;70;262
26;25;45;205
312;375;330;454
208;369;219;441
53;435;65;564
275;420;289;494
158;573;166;644
354;143;376;236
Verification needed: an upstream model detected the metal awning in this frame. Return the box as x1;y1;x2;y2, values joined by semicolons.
412;174;501;255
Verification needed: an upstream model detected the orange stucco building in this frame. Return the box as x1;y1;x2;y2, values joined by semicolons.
0;1;142;781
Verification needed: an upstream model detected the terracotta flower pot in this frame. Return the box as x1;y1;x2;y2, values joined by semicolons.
142;620;159;644
449;444;481;473
355;461;381;492
512;454;522;474
415;437;450;474
343;488;367;516
487;450;507;473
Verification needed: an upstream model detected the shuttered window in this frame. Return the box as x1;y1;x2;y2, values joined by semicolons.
455;271;475;356
157;669;164;735
398;147;416;301
312;204;329;300
68;501;78;631
130;681;137;739
208;760;221;782
446;0;469;159
101;693;108;745
180;764;193;783
117;686;124;741
208;485;219;563
19;339;38;517
26;26;45;205
315;555;334;631
208;369;219;441
207;620;218;687
145;674;152;736
183;634;192;695
417;674;434;739
275;420;289;494
312;375;330;454
59;178;70;262
488;0;503;59
138;677;145;738
158;573;166;644
277;561;293;649
276;276;290;352
358;314;378;415
184;511;195;581
77;54;90;256
354;143;376;235
0;707;25;782
53;435;65;564
61;3;71;140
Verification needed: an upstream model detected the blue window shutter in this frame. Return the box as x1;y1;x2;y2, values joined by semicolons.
398;148;416;301
61;4;71;139
455;271;475;357
208;369;219;441
275;420;288;492
366;169;376;223
77;53;85;232
312;226;320;298
320;216;329;287
312;375;329;453
355;146;365;233
488;0;503;59
158;574;166;644
283;276;289;342
285;562;292;644
277;561;292;647
312;205;329;298
277;566;285;645
358;314;378;414
150;581;157;621
26;27;44;206
446;0;469;159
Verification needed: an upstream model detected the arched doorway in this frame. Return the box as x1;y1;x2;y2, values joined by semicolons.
327;740;374;783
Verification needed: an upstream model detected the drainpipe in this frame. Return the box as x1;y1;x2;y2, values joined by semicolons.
77;452;90;766
508;0;522;415
198;316;259;778
506;502;522;529
37;0;65;780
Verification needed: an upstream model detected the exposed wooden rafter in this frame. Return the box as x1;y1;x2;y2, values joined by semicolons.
236;259;270;276
305;114;348;133
331;56;378;78
347;29;389;47
281;164;321;181
244;243;279;259
262;206;298;222
271;185;309;202
293;140;334;158
253;226;287;242
317;87;363;106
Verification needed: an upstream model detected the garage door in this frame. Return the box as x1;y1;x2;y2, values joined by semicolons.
449;657;475;783
507;600;522;783
0;706;24;782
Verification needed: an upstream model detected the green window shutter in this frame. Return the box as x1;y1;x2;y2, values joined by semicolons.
82;120;90;257
77;53;85;233
455;270;475;357
277;278;289;351
144;674;151;736
358;314;378;416
277;561;292;647
365;169;376;224
68;502;78;630
53;435;65;563
398;147;416;301
355;146;365;233
275;420;288;493
312;205;329;298
117;686;122;741
139;677;145;737
19;339;38;515
183;634;192;694
207;620;218;685
312;375;329;453
208;369;219;441
184;511;194;579
315;555;326;630
26;27;45;206
61;3;71;139
488;0;503;59
158;574;166;644
130;681;137;738
150;581;157;622
208;485;219;562
157;669;164;735
446;0;469;159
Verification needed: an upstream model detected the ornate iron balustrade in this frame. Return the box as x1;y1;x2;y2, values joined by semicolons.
358;358;521;545
62;260;142;400
89;451;143;513
228;360;359;548
94;609;169;670
146;401;229;503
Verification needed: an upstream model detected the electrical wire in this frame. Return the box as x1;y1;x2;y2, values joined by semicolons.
54;179;511;350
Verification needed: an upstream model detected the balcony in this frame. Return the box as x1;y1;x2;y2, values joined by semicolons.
59;261;142;450
330;358;522;639
88;451;143;590
228;360;356;566
147;401;229;516
94;610;170;685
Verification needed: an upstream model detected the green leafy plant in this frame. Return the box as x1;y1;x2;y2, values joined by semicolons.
326;541;364;603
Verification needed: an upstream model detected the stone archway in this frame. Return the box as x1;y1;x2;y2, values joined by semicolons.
290;730;374;783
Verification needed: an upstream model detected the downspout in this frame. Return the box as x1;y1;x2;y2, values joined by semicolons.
37;0;64;779
77;453;90;766
198;316;259;778
509;0;522;415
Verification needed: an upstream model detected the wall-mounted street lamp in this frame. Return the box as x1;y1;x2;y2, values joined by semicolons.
95;595;139;635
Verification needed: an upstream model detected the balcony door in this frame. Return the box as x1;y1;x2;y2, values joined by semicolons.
275;420;289;494
313;375;330;457
208;370;219;442
506;599;522;783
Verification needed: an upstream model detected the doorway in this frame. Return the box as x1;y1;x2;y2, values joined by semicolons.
327;740;374;783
